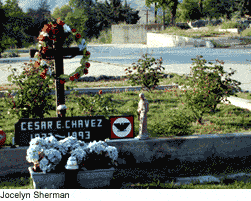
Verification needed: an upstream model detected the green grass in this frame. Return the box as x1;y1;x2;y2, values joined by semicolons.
210;39;231;48
221;21;245;29
0;174;33;189
1;72;251;147
2;166;251;189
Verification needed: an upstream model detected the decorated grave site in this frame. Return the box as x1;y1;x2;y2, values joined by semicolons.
2;16;251;189
0;17;153;189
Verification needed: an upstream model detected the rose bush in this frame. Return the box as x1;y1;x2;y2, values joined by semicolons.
124;53;165;93
177;55;242;125
3;61;56;119
26;136;118;173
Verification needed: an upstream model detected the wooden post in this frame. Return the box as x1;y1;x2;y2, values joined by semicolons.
30;47;84;118
54;45;65;118
142;9;150;24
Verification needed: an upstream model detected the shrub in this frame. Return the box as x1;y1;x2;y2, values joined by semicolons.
241;27;251;37
151;106;195;137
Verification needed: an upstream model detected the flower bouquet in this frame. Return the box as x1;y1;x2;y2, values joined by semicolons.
81;140;118;170
26;136;118;173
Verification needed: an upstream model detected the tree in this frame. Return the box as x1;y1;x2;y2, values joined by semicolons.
1;0;35;49
100;0;140;26
146;0;180;27
36;0;52;28
119;0;141;24
0;1;11;56
51;5;73;22
202;0;226;20
25;0;52;42
179;0;202;22
38;0;50;11
68;0;140;41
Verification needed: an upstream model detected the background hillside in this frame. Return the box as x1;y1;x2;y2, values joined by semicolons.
0;0;183;24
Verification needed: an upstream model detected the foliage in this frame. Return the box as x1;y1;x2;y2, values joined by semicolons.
0;0;34;52
221;21;245;29
3;61;56;119
201;0;224;20
179;0;202;22
241;27;251;37
65;90;120;120
0;50;19;58
68;0;101;40
124;53;165;93
176;55;242;124
151;106;194;137
25;0;53;44
146;0;180;26
68;0;140;41
51;5;73;22
0;2;10;55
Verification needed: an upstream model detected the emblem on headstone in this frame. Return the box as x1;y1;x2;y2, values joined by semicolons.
112;117;132;138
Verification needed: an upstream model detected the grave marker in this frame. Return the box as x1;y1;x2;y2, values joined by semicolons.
15;115;134;146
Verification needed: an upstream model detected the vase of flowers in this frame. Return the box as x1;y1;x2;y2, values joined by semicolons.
76;140;118;188
26;136;118;189
28;167;66;189
77;167;115;189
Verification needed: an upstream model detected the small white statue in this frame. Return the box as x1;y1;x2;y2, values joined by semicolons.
135;92;150;140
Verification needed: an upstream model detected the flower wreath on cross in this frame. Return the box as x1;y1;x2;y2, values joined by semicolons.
34;17;91;83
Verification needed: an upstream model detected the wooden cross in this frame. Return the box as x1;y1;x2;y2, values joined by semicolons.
30;46;84;118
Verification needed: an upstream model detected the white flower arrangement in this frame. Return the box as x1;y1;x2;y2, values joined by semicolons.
106;146;118;162
40;31;49;37
39;148;62;173
70;147;87;165
86;140;108;155
26;145;43;164
26;136;119;173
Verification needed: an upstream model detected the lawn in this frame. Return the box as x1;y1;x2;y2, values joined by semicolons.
1;72;251;147
2;166;251;189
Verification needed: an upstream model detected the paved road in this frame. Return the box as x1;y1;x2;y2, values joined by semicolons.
1;43;251;92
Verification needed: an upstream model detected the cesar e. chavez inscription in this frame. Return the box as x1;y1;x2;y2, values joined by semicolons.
15;115;134;146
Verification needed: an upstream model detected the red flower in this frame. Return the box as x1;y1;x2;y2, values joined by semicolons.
99;90;103;95
76;33;81;39
41;47;48;54
34;61;40;68
52;28;59;35
74;73;80;79
69;76;75;81
72;28;76;33
86;51;90;56
37;35;46;41
60;80;66;84
84;69;88;75
40;72;46;79
57;18;65;26
85;62;90;68
42;24;52;33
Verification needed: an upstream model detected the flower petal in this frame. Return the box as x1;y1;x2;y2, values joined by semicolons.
63;24;71;33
